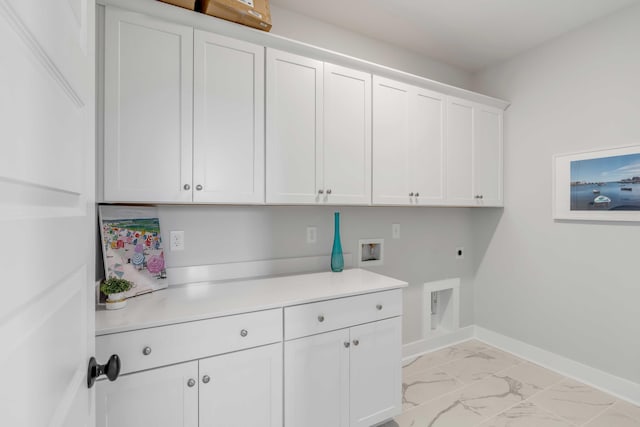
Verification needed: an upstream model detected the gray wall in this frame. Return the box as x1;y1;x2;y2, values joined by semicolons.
158;205;477;344
269;4;473;90
471;4;640;382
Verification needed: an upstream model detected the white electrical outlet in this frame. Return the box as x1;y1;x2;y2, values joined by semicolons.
456;247;464;259
170;231;185;251
392;223;400;239
306;226;317;244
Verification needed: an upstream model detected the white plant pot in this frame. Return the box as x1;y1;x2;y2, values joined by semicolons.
106;292;127;310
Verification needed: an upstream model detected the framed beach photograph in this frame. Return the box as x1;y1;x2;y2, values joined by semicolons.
553;145;640;221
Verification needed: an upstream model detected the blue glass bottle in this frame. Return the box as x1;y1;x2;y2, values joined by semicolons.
331;212;344;272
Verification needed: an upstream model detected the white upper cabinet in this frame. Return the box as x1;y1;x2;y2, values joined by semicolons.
104;7;193;203
323;63;372;205
266;49;372;205
446;97;503;206
372;77;411;205
193;31;264;204
474;104;503;206
266;49;323;204
373;77;445;205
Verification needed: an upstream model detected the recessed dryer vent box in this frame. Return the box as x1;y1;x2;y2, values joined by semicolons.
423;278;460;339
358;238;384;267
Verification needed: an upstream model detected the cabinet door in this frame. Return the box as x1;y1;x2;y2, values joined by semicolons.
199;343;282;427
193;31;264;204
349;317;402;427
284;329;350;427
104;7;193;202
474;105;503;206
446;97;474;205
323;63;372;205
372;76;412;205
96;361;198;427
266;49;323;204
411;88;446;205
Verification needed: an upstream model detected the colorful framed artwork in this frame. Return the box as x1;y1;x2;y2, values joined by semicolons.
553;145;640;221
99;205;168;298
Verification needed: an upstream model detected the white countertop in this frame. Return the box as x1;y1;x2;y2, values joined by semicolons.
95;268;407;336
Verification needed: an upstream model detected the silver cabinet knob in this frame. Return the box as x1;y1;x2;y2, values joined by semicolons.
142;346;152;356
317;315;325;322
326;189;332;194
479;195;484;199
318;189;324;194
344;341;350;348
409;192;414;197
376;304;383;311
196;184;203;191
240;329;248;337
474;195;480;199
202;375;210;384
415;192;420;197
353;339;360;346
183;184;191;191
187;378;196;387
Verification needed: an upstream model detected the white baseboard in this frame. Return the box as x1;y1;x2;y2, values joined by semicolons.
475;326;640;406
402;326;475;360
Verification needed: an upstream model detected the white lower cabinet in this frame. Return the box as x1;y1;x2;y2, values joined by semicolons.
199;343;282;427
284;290;403;427
96;309;283;427
96;361;199;427
97;343;281;427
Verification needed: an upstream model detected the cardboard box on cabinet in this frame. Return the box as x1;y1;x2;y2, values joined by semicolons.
201;0;272;32
158;0;197;10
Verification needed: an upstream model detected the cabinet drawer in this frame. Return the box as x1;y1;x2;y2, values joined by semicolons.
97;309;282;375
284;290;401;340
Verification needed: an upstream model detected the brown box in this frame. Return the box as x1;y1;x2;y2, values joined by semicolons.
158;0;197;10
201;0;272;32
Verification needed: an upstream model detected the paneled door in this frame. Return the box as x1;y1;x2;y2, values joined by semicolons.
474;104;503;206
446;97;474;204
193;31;264;204
0;0;96;426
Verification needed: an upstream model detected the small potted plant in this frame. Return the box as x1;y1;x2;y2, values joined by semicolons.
100;277;133;310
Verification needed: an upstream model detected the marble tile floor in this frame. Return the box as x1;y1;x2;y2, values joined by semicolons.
381;340;640;427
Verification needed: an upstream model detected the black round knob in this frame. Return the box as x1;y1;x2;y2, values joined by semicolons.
87;354;121;388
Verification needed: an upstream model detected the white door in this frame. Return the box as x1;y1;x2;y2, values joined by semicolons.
349;318;402;427
96;362;198;427
0;1;96;426
372;76;412;205
474;105;503;206
199;343;282;427
284;329;350;427
193;31;264;204
410;88;446;205
266;49;323;204
323;63;372;205
446;97;474;205
103;7;193;203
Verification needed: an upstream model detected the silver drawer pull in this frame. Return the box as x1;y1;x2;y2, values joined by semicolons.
187;378;196;387
142;346;152;356
317;315;325;323
344;341;350;348
202;375;211;384
240;329;248;337
183;184;190;191
376;304;383;311
353;339;360;346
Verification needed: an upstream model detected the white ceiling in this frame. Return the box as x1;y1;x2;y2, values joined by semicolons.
270;0;639;71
